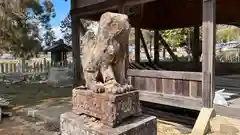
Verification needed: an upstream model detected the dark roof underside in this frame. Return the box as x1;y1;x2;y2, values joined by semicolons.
70;0;240;30
43;43;72;52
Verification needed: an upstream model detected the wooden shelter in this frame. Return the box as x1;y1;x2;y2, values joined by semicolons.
70;0;240;110
43;39;72;64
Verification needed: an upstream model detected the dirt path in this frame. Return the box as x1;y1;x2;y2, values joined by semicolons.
0;118;43;135
0;83;71;135
0;83;192;135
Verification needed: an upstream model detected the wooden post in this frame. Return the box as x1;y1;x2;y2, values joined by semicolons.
135;27;141;63
43;58;47;72
0;63;2;73
20;59;25;73
190;26;201;66
202;0;216;108
71;16;83;87
154;30;160;63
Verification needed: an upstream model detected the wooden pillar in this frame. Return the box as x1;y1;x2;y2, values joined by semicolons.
135;27;141;63
71;16;85;86
202;0;216;108
154;30;160;63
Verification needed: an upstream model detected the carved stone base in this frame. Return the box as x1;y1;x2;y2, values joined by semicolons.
72;88;141;127
60;112;157;135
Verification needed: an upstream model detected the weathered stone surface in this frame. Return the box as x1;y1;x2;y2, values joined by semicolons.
72;88;141;127
81;12;132;94
60;112;157;135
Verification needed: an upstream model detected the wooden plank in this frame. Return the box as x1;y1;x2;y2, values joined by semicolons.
134;77;143;89
191;108;216;135
175;80;183;95
139;77;146;90
197;81;202;97
183;80;190;96
130;76;136;87
128;69;202;81
156;78;163;93
139;91;202;110
135;27;141;63
162;79;174;94
145;77;157;92
202;0;216;108
189;81;198;97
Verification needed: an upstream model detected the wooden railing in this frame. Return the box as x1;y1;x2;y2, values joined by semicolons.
127;69;203;110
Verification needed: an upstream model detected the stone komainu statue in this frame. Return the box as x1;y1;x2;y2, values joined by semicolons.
81;12;133;94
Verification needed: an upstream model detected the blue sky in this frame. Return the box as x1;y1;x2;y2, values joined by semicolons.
40;0;70;38
50;0;70;26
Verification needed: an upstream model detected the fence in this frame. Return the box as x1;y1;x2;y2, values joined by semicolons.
0;58;73;74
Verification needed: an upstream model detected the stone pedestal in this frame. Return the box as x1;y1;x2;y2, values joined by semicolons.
72;88;141;127
60;112;157;135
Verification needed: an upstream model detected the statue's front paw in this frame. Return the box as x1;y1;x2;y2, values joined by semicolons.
107;86;124;94
92;82;105;93
123;84;134;92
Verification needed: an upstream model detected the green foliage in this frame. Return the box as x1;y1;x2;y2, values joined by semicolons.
160;28;191;48
60;14;96;45
60;14;71;45
216;27;240;43
0;0;56;59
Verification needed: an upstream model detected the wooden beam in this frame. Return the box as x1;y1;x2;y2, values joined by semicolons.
191;108;216;135
158;32;179;62
202;0;216;108
135;27;141;63
139;91;202;110
154;30;160;63
140;30;152;63
128;69;202;81
124;0;157;6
